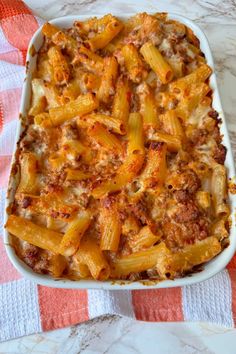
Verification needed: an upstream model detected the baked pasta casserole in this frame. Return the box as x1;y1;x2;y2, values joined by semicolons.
5;13;230;282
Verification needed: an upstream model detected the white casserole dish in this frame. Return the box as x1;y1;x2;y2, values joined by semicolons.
4;13;236;290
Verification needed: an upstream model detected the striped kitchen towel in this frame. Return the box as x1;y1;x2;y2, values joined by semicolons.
0;0;236;342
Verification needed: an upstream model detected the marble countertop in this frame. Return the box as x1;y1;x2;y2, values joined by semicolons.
1;0;236;353
1;316;236;354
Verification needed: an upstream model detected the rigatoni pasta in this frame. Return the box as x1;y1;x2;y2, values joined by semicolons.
6;215;63;253
48;46;70;84
17;152;38;194
97;56;118;103
100;198;121;252
138;84;158;128
127;112;144;155
75;237;110;280
6;12;230;283
49;92;98;126
59;211;91;256
121;44;147;83
89;122;123;153
86;15;123;51
112;77;130;127
140;41;174;83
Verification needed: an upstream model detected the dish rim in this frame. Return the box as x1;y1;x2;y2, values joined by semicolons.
3;12;236;290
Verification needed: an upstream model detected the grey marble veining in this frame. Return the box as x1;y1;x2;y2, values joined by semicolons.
26;0;236;24
1;315;236;353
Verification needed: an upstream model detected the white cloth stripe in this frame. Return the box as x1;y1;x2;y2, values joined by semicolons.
0;61;24;92
182;269;234;327
0;119;18;155
0;278;42;341
88;290;135;319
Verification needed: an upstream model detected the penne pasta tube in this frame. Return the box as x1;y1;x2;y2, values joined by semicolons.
169;64;212;92
160;110;184;138
46;216;67;232
165;237;221;278
48;46;70;84
100;199;121;252
211;220;229;240
127;112;144;155
59;211;91;256
150;131;182;152
89;123;123;153
75;238;110;280
175;82;210;120
111;242;170;277
37;56;54;82
80;113;126;135
92;152;144;199
157;91;177;110
97;57;118;103
17;193;78;221
166;56;184;79
75;45;104;73
43;82;61;108
104;33;124;54
49;93;98;126
211;164;230;216
140;142;167;190
72;259;91;279
139;84;158;128
29;79;46;116
49;254;67;277
185;26;200;47
82;72;101;92
42;23;77;56
112;77;130;126
121;44;147;83
5;215;62;253
17;152;38;195
129;225;161;252
52;31;78;56
62;79;81;103
140;41;173;84
86;17;123;51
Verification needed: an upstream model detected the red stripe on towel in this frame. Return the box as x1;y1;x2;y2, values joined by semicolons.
132;288;183;321
38;287;89;331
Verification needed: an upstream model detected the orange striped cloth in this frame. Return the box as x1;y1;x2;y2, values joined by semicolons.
0;0;236;342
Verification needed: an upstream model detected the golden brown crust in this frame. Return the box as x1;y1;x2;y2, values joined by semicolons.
8;13;229;280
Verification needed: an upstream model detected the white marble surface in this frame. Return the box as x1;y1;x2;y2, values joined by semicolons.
1;316;236;354
1;0;236;353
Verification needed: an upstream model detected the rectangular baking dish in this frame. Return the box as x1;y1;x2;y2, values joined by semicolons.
4;13;236;289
